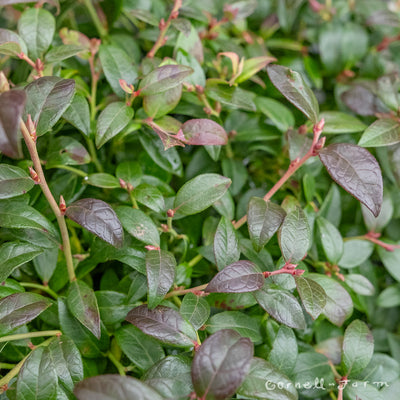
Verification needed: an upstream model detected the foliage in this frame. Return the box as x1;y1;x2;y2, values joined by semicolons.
1;0;400;399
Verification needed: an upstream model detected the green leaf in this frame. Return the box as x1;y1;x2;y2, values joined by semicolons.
146;249;176;309
248;197;286;252
237;357;298;400
295;276;326;319
139;64;193;95
115;325;165;371
268;325;298;376
307;273;353;326
205;260;264;294
316;217;344;264
191;329;253;400
206;311;262;343
16;346;58;400
0;90;26;159
0;242;44;283
18;7;55;59
174;173;231;216
0;292;51;333
180;119;228;146
143;85;182;119
116;206;160;246
344;381;384;400
96;290;134;325
320;111;366;134
214;216;240;270
278;207;311;263
116;161;142;188
319;143;383;217
96;102;133;148
43;335;84;391
45;136;90;168
33;247;58;283
378;246;400;282
345;274;375;296
359;118;400;147
235;56;276;84
86;173;120;189
180;293;210;331
67;280;101;339
342;319;374;376
63;93;91;137
0;164;34;199
254;283;306;329
377;285;400;308
267;64;319;123
66;198;124;248
0;28;27;56
24;77;76;136
74;375;164;400
362;192;393;233
126;304;197;347
134;183;165;212
221;158;247;196
45;44;84;63
255;96;295;132
99;45;138;97
339;239;374;269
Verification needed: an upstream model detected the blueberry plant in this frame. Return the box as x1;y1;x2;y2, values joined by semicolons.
1;0;400;399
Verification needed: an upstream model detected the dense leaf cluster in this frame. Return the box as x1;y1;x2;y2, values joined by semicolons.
1;1;400;399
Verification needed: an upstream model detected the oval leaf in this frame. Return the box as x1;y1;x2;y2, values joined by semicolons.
65;198;124;248
214;216;240;270
0;90;26;159
63;93;91;137
180;293;210;331
180;119;228;146
316;216;344;264
295;276;327;319
205;260;264;293
267;64;319;123
146;249;176;309
174;173;231;216
0;164;34;198
319;143;383;217
96;102;133;148
247;197;286;252
126;304;197;347
359;118;400;147
74;375;163;400
191;329;253;400
67;280;101;339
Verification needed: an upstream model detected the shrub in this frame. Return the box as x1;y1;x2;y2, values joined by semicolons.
0;1;400;399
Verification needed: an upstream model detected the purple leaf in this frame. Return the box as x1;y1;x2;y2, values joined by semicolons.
126;305;197;347
319;143;383;217
65;198;124;248
205;261;264;293
191;329;253;400
180;119;228;146
0;90;26;159
146;249;176;309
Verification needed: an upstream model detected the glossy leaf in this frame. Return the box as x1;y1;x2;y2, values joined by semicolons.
174;173;231;216
116;161;142;188
116;206;160;246
65;198;124;248
0;90;26;159
0;28;27;56
342;319;374;376
74;375;163;400
295;276;326;319
377;246;400;282
45;136;90;168
134;183;165;212
45;44;84;62
255;96;295;132
99;45;138;97
96;102;133;148
247;197;286;252
278;207;310;263
67;280;101;339
86;173;120;189
126;304;197;347
146;249;176;309
144;85;182;119
63;93;91;136
359;118;400;147
319;143;383;217
362;192;393;233
180;119;228;146
0;292;51;333
214;216;240;270
191;329;253;400
0;164;34;199
345;274;375;296
235;56;276;84
316;216;344;264
0;241;43;282
339;239;374;269
139;64;193;95
205;261;264;293
267;64;319;123
115;325;164;371
254;283;306;329
180;293;210;331
320;111;367;134
237;357;298;400
18;7;55;59
24;77;75;136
